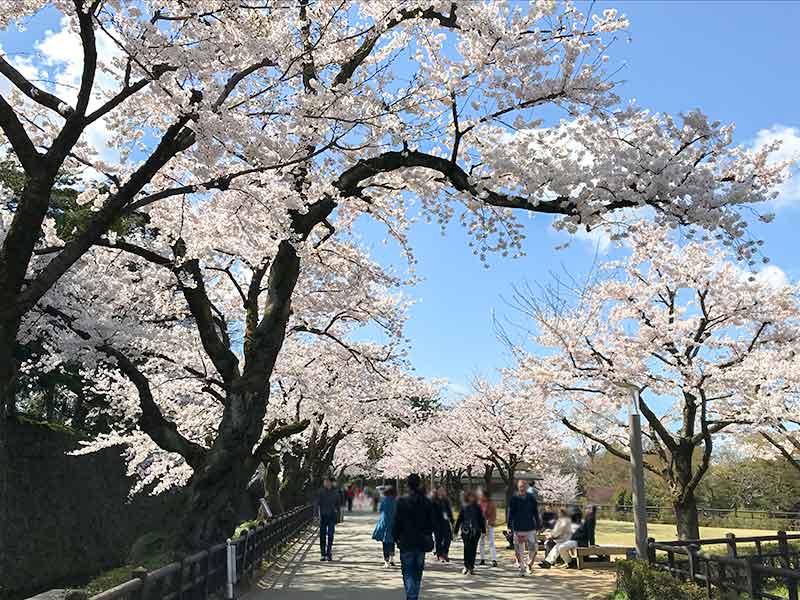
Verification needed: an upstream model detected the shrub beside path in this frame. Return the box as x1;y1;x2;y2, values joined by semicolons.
247;512;615;600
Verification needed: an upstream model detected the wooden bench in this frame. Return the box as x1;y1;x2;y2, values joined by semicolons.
575;545;633;569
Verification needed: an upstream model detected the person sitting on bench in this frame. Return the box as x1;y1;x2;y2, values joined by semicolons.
542;508;574;555
539;506;596;569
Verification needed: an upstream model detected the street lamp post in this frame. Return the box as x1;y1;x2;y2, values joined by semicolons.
623;384;649;559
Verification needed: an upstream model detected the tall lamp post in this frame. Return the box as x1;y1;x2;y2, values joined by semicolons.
619;383;649;559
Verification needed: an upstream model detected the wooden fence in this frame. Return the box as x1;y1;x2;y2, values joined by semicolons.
647;531;800;599
609;505;800;530
89;504;314;600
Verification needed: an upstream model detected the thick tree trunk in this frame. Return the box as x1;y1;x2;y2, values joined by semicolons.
179;240;301;549
0;320;19;421
264;455;284;514
179;383;271;548
443;470;463;505
674;492;700;540
280;449;305;509
482;464;494;494
672;445;701;540
182;451;255;548
503;474;515;510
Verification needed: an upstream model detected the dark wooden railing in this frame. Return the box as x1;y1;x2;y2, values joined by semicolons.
648;531;800;599
90;505;314;600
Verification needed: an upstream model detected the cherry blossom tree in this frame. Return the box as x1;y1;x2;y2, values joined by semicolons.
2;0;788;423
2;1;793;549
0;0;332;419
512;223;800;539
29;182;415;545
267;337;432;509
538;472;579;504
381;376;554;504
455;377;553;505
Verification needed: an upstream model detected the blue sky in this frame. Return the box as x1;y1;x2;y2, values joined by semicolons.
2;2;799;400
362;1;800;397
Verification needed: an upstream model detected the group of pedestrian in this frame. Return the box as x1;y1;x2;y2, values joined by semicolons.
315;473;595;600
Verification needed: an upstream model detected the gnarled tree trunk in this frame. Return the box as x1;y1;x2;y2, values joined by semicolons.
674;492;700;541
672;444;702;540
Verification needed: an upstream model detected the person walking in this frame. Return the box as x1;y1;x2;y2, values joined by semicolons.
431;486;454;562
372;486;398;567
315;477;340;561
478;489;498;567
393;474;435;600
454;490;486;575
346;484;355;512
507;479;541;576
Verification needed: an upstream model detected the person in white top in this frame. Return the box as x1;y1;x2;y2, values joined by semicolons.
540;509;582;568
546;509;573;546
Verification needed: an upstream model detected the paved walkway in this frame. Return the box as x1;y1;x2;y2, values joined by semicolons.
247;511;615;600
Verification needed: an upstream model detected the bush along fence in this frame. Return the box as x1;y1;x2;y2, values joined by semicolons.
89;505;314;600
647;531;800;599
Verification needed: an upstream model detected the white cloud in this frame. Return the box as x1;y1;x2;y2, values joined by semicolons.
31;17;124;167
755;264;789;289
752;125;800;209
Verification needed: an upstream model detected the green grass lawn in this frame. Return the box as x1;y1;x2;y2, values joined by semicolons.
595;519;790;547
493;507;790;551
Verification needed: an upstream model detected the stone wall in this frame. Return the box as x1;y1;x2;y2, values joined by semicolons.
0;421;184;599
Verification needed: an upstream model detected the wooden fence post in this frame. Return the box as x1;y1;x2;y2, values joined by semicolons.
646;537;656;565
778;530;790;569
787;573;799;600
687;545;699;584
725;533;737;558
131;567;148;600
746;560;760;598
702;557;712;598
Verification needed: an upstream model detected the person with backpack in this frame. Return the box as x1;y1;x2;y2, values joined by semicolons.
454;490;486;575
393;474;435;600
507;479;541;576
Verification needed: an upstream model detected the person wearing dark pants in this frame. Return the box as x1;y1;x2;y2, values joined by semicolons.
319;513;336;561
393;473;435;600
315;477;340;561
432;486;454;562
372;486;398;567
399;551;425;599
454;490;486;575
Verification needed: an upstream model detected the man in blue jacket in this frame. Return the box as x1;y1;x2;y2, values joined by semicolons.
507;479;541;576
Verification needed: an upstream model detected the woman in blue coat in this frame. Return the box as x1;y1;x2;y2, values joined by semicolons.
372;486;398;567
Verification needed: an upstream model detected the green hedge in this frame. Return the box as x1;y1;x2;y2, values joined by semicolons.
614;560;706;600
